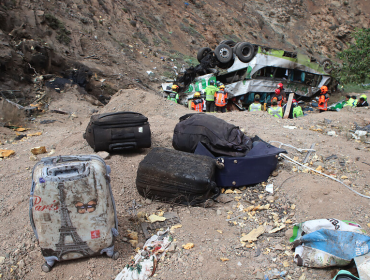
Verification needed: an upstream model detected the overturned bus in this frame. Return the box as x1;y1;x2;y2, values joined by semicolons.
162;42;337;107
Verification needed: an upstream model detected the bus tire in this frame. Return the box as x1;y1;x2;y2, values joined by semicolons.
197;47;212;63
320;58;333;73
219;40;236;47
214;44;233;63
233;42;242;53
235;42;255;63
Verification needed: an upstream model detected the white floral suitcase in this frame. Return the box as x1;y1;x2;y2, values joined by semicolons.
29;155;119;272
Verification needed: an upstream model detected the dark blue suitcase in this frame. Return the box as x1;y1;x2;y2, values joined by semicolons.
194;140;286;188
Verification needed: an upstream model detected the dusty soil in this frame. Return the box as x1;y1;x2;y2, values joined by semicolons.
0;88;370;280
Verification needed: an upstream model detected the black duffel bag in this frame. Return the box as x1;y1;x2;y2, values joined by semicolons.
172;113;252;157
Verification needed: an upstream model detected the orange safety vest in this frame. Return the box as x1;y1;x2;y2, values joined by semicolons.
214;90;228;107
271;95;283;107
318;95;328;110
191;99;203;112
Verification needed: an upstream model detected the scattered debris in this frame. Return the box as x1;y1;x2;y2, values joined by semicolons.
354;252;370;280
141;212;181;239
265;183;273;194
14;134;27;141
27;132;42;137
182;243;194;250
0;150;15;158
291;219;369;267
115;230;172;280
148;214;166;223
240;225;265;242
283;126;297;130
30;146;47;155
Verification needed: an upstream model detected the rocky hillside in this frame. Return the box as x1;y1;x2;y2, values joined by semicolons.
1;0;369;103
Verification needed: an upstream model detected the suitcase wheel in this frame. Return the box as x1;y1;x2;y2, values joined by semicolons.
41;262;52;273
112;251;119;260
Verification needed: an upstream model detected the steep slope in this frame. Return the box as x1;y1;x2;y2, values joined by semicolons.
0;0;369;103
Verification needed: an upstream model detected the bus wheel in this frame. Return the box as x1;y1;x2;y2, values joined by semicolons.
320;58;333;73
219;40;236;47
197;47;212;63
215;44;233;63
233;42;242;53
235;42;255;63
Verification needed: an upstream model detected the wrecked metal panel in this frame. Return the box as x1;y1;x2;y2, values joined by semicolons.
225;79;321;98
228;54;327;75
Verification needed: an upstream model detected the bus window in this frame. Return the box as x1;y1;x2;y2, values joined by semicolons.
253;66;275;79
274;67;288;80
303;72;322;87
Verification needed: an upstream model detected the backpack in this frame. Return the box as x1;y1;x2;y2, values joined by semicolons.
173;113;252;157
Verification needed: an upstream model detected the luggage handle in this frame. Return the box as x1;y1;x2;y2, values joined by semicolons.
97;111;143;120
109;142;137;151
43;163;90;180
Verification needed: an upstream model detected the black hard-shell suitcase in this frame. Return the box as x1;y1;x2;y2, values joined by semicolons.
136;148;219;206
194;138;287;188
84;112;151;152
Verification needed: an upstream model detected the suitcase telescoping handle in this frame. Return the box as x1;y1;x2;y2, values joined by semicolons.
98;111;143;119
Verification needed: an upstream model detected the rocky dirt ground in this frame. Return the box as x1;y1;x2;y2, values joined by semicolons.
0;88;370;280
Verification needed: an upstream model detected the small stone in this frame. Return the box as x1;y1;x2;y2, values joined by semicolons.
29;155;38;161
266;195;274;202
230;274;237;279
18;259;25;269
271;170;279;177
145;198;152;205
216;209;222;215
97;151;110;160
256;271;264;279
0;256;5;264
168;243;177;252
198;255;204;262
285;229;293;239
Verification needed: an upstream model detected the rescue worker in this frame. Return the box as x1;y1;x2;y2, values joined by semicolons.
249;94;262;111
352;96;358;107
268;97;283;118
191;92;203;112
277;83;287;103
205;80;218;112
271;89;283;107
292;99;304;118
167;84;180;103
357;94;369;107
214;84;228;113
343;95;354;107
318;86;329;112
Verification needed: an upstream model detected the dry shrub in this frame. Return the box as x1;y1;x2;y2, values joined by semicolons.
0;100;25;126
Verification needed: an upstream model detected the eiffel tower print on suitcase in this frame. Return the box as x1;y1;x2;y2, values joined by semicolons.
29;155;119;272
